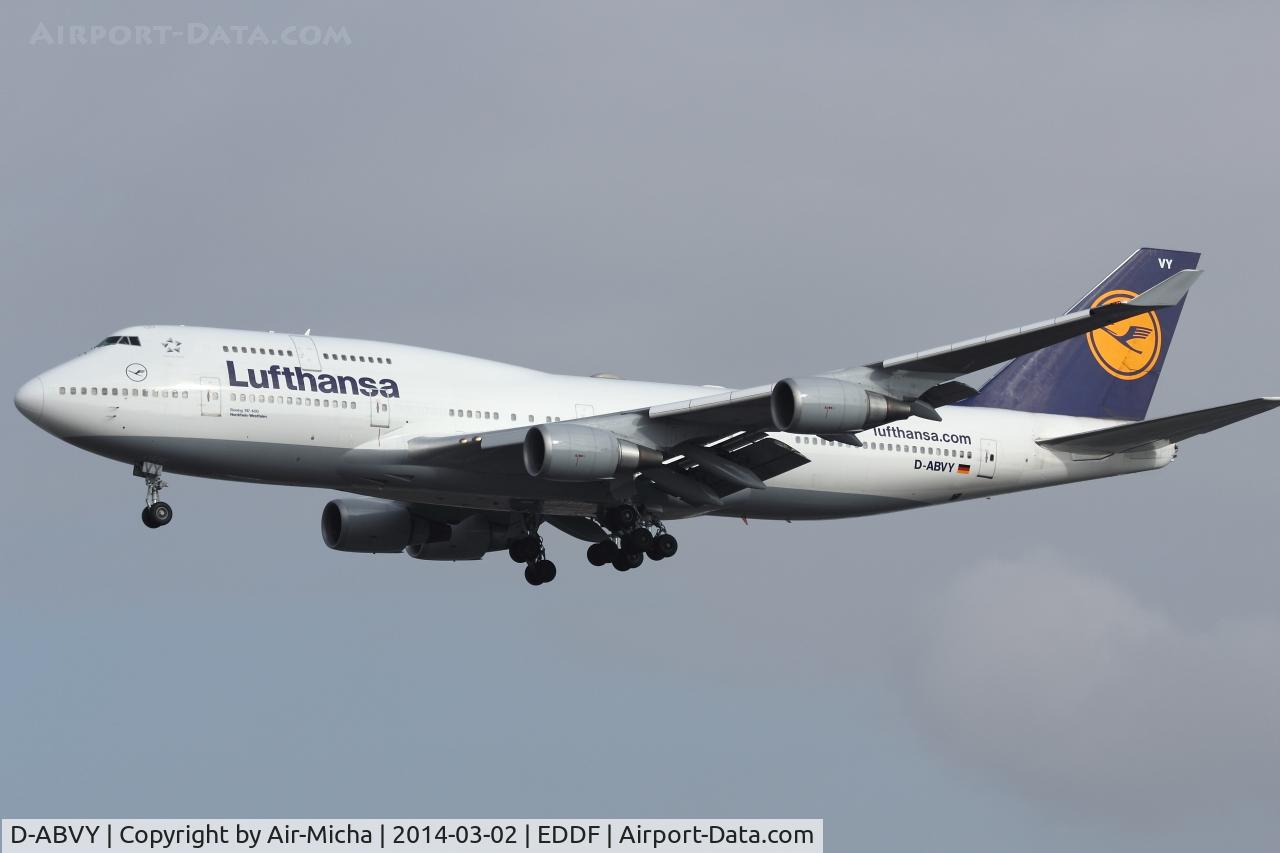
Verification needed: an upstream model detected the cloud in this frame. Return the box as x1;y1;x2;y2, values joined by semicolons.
896;551;1280;816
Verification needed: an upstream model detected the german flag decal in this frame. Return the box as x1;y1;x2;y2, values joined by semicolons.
957;464;971;475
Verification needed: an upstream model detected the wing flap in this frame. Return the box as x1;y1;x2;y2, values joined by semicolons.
643;432;808;503
1038;397;1280;454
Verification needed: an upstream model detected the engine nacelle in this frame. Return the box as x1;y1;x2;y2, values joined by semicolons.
405;515;513;561
770;377;913;433
523;423;663;481
321;499;448;553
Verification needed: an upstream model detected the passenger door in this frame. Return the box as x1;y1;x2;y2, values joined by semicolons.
200;377;221;416
371;397;391;428
977;438;997;479
290;335;323;371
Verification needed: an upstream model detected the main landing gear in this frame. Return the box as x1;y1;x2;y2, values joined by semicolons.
134;461;173;529
508;520;557;586
586;505;678;573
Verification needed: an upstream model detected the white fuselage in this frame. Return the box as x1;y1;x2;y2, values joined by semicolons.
17;325;1175;521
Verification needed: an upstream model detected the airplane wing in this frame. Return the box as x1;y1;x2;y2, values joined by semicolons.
1039;397;1280;454
648;268;1199;430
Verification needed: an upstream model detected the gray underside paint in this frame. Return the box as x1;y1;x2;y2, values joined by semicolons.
65;433;923;520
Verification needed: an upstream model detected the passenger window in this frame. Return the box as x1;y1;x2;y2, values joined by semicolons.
232;346;239;353
510;414;516;421
223;345;229;352
528;415;534;423
386;358;392;365
376;357;383;364
70;387;77;395
91;387;98;395
111;388;118;396
485;411;491;419
554;417;560;422
287;350;293;357
182;391;189;399
305;398;312;406
60;387;66;395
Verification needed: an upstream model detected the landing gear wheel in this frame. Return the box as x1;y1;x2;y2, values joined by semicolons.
625;528;654;552
612;550;644;572
149;501;173;527
534;559;557;584
135;462;171;529
524;564;543;586
651;533;677;559
509;536;542;563
608;505;638;530
587;541;617;566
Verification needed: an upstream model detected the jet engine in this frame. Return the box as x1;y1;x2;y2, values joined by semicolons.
523;423;663;481
321;498;449;553
770;377;913;433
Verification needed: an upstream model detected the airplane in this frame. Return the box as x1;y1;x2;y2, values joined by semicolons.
14;248;1278;586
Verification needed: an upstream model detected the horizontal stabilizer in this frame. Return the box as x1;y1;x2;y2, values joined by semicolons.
1039;397;1280;454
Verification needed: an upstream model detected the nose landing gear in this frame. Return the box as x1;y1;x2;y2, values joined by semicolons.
134;461;173;529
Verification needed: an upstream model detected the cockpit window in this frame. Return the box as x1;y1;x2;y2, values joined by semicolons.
94;336;142;348
95;336;122;347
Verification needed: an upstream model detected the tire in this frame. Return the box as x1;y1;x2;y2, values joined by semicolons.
524;564;543;586
652;533;678;559
587;541;615;566
141;506;159;528
610;505;638;530
511;536;541;563
150;502;173;526
645;545;665;561
626;528;654;551
534;559;557;584
612;550;644;572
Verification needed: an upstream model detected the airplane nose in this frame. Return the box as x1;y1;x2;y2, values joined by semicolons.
15;376;45;426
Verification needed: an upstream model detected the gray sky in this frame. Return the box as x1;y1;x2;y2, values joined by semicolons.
3;2;1279;849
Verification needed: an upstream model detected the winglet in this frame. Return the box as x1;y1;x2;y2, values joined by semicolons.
1126;269;1201;308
